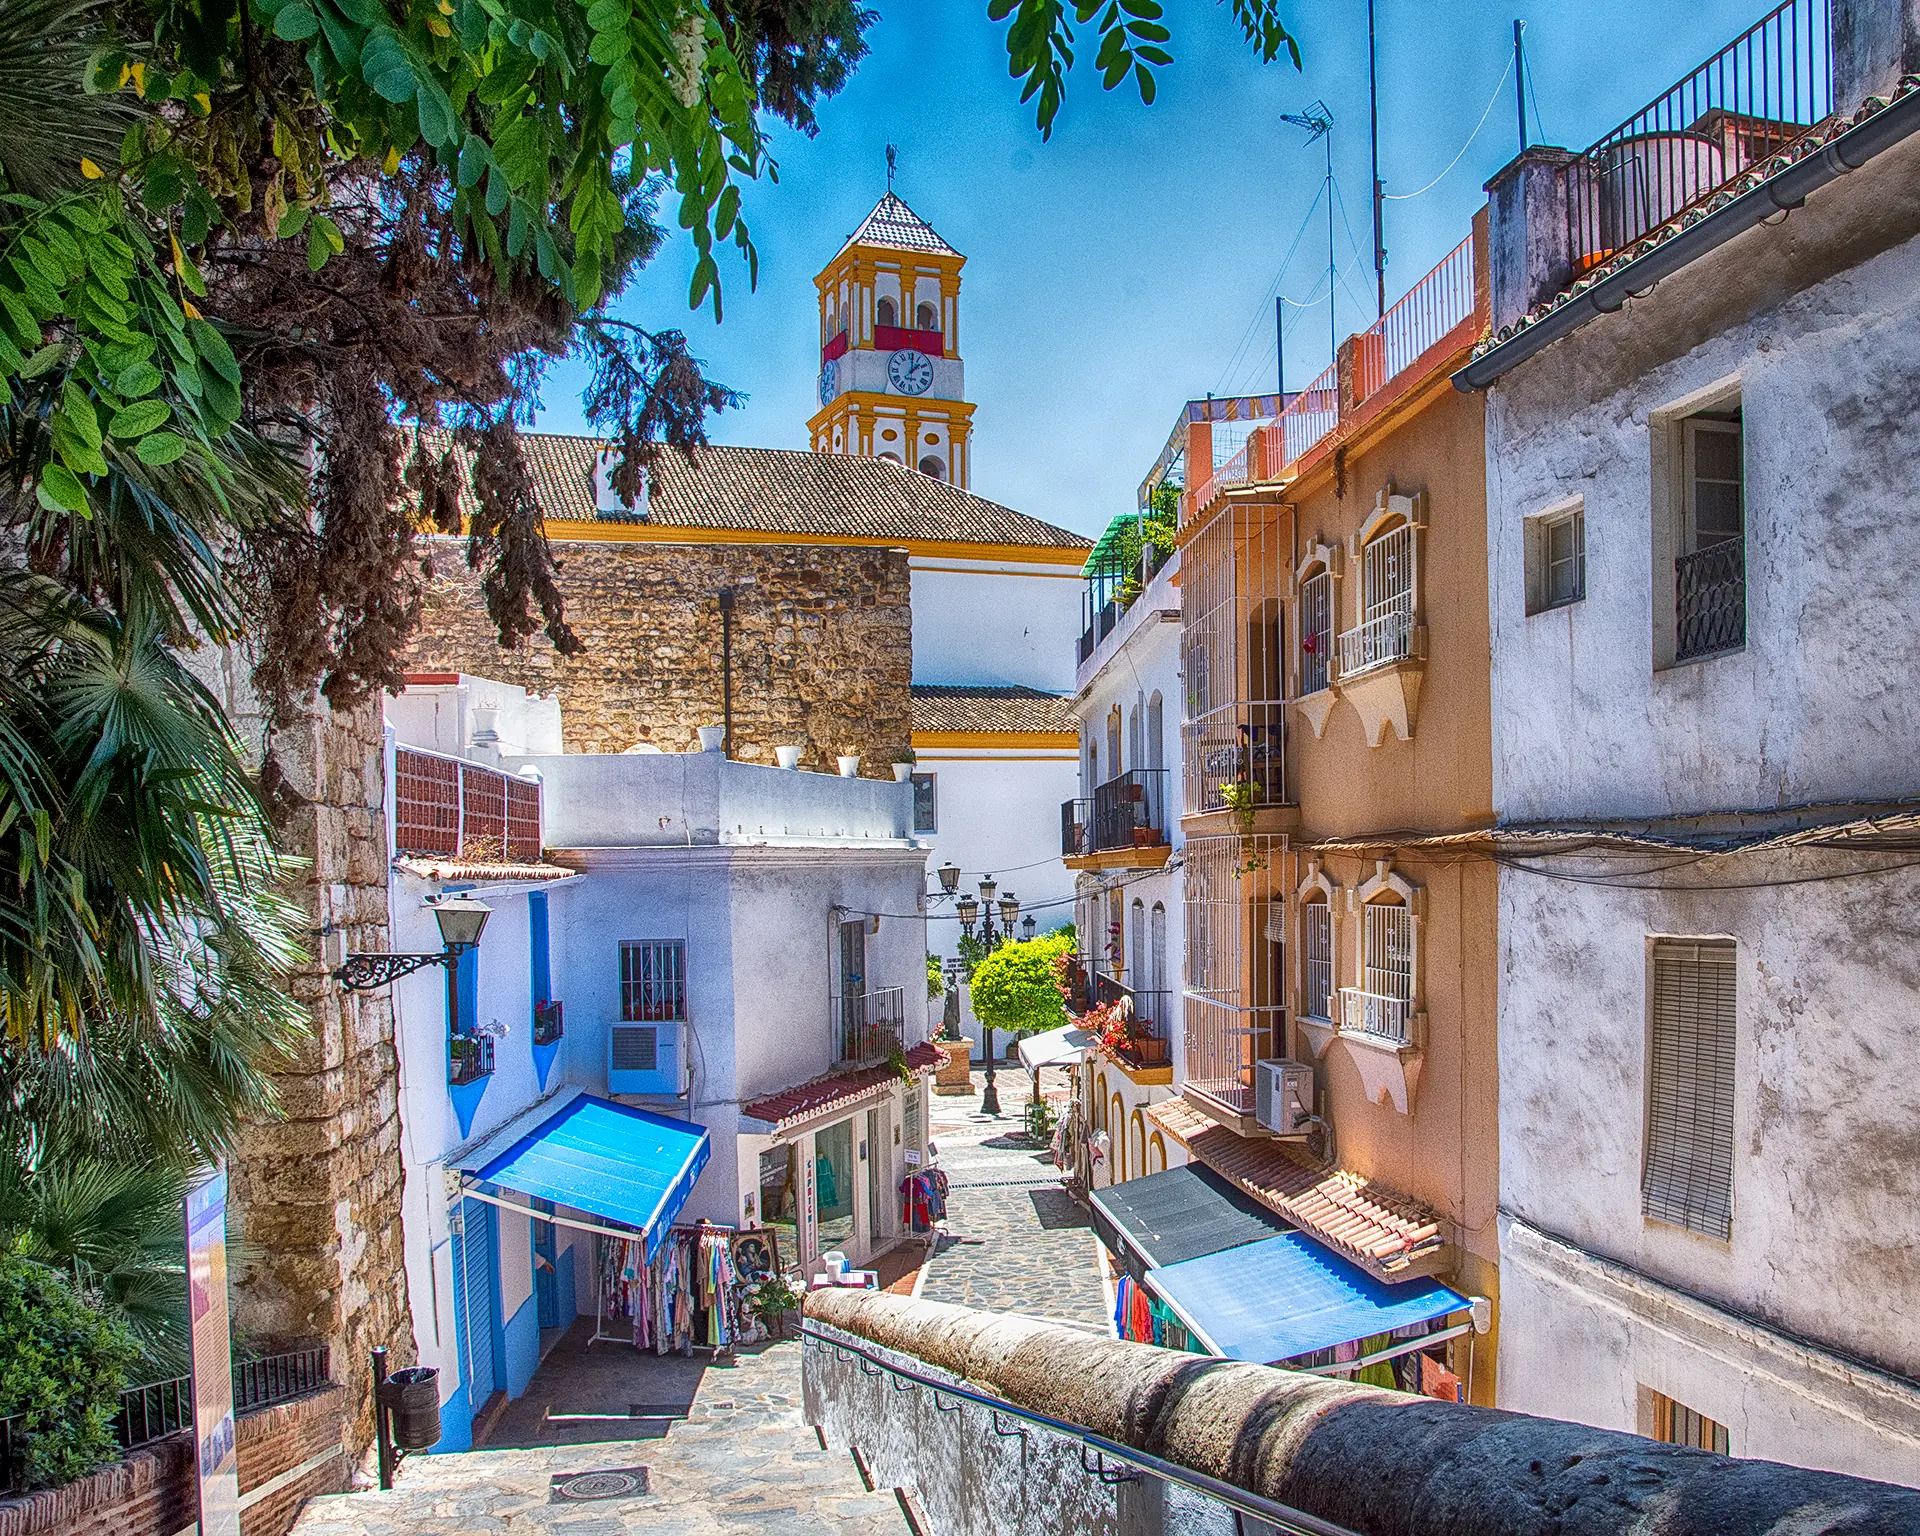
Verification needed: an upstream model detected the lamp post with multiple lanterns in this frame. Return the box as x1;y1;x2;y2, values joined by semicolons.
954;875;1022;1116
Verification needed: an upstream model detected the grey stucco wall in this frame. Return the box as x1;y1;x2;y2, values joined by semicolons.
1494;846;1920;1482
1484;130;1920;824
804;1291;1920;1535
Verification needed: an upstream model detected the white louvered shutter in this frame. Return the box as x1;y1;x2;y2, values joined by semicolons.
1643;940;1737;1239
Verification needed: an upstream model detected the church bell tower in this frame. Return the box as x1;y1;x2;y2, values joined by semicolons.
808;192;974;488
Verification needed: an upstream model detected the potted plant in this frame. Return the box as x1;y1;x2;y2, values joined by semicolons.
893;748;915;782
775;745;803;770
837;753;861;778
747;1275;804;1341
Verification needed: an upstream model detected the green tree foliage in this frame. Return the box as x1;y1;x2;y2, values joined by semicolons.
0;1251;139;1488
967;929;1074;1038
926;951;944;999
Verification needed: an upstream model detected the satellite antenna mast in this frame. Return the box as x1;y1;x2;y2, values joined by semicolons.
1281;100;1337;367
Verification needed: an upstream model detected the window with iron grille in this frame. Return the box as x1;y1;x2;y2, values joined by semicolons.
1298;569;1332;695
1643;939;1736;1239
1363;902;1413;1001
1301;900;1332;1020
1648;1389;1730;1454
620;940;686;1022
1672;407;1745;662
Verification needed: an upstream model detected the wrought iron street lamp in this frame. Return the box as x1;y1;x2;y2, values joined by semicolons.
955;879;1019;1116
333;895;493;992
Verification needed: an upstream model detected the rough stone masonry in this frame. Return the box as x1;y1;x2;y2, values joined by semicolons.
408;535;914;771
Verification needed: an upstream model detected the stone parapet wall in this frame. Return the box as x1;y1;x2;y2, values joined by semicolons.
803;1290;1920;1536
408;536;913;769
0;1385;350;1536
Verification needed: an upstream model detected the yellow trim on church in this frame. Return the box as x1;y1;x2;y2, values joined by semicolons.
911;730;1080;750
510;521;1086;568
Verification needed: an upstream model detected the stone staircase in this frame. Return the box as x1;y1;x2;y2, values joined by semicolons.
292;1340;910;1535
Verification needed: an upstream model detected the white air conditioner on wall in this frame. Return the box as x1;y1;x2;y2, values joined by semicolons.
1254;1059;1315;1138
608;1021;680;1096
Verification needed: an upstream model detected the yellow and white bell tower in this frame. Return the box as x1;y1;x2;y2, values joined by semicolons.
808;192;975;488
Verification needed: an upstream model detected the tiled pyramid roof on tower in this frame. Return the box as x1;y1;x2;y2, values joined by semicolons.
836;192;960;258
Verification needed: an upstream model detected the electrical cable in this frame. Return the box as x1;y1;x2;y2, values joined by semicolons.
1382;53;1515;201
1213;183;1328;397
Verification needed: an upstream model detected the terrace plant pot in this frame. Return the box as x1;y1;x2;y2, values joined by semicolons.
775;745;803;770
1132;827;1161;847
837;755;861;778
893;762;914;782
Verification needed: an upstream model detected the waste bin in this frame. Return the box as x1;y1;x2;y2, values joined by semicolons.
378;1366;442;1450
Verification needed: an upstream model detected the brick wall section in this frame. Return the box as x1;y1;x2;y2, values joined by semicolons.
0;1386;350;1536
229;693;413;1466
407;536;914;769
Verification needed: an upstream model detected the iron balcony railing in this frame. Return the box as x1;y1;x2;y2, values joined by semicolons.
234;1345;331;1411
449;1030;496;1087
1340;987;1413;1045
1181;997;1284;1116
1351;234;1478;406
835;986;907;1066
1564;0;1833;275
1276;361;1339;468
533;998;565;1046
1676;537;1747;660
1080;971;1172;1069
394;746;542;863
1061;797;1092;857
1335;605;1415;680
1090;769;1169;854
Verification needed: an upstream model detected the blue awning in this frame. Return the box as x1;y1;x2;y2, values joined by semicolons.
473;1095;709;1263
1147;1232;1466;1365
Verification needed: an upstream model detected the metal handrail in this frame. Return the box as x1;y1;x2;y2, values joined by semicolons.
800;1322;1359;1536
1335;605;1414;680
1340;987;1412;1045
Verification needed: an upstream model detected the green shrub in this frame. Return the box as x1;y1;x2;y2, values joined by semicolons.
0;1253;138;1488
969;931;1075;1038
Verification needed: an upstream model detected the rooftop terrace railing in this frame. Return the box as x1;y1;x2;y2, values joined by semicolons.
394;745;543;863
1565;0;1834;274
1352;233;1478;407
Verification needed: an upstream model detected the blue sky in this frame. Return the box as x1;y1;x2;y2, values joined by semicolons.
536;0;1777;539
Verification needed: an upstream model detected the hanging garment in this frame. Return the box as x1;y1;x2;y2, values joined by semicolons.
816;1150;840;1208
1356;1333;1398;1391
1420;1353;1464;1404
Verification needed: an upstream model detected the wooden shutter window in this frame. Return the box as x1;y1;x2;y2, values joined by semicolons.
1643;939;1737;1239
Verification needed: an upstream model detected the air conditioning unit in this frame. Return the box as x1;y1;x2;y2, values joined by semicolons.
1254;1059;1315;1138
608;1021;680;1096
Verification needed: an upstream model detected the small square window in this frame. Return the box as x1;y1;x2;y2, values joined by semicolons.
1524;500;1585;615
910;773;937;834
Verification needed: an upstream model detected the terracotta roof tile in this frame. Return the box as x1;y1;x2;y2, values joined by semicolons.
910;685;1076;734
742;1043;942;1130
420;431;1088;552
1145;1098;1447;1280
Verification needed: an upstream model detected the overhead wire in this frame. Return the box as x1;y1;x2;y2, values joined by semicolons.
1382;52;1515;202
1212;182;1329;396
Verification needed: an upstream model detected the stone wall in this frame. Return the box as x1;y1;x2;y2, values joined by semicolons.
804;1290;1920;1536
0;1385;351;1536
408;535;914;770
228;694;413;1468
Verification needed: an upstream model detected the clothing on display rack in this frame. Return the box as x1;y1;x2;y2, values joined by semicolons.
898;1167;949;1233
1111;1274;1195;1353
593;1221;759;1354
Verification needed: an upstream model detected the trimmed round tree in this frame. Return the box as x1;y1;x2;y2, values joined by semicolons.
968;932;1075;1041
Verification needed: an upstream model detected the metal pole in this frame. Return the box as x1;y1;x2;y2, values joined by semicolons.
1275;295;1285;398
1325;134;1337;365
1367;0;1385;319
979;909;1000;1116
371;1346;395;1491
1514;20;1529;152
718;588;735;758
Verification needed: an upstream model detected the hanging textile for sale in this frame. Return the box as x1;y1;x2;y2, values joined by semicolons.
594;1231;659;1348
897;1168;948;1232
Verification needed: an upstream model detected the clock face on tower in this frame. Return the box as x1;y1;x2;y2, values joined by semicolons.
817;361;838;406
887;348;934;396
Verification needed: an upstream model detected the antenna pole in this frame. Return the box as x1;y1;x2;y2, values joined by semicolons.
1275;295;1285;398
1325;133;1336;366
1368;0;1385;319
1514;21;1529;152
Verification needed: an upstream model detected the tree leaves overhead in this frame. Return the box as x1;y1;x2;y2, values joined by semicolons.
989;0;1298;138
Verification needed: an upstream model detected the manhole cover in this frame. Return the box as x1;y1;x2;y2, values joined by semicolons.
550;1466;651;1503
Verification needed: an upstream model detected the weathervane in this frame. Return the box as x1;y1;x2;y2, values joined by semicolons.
886;142;898;191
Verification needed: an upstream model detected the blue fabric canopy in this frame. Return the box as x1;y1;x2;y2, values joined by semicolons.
473;1095;709;1263
1147;1232;1466;1365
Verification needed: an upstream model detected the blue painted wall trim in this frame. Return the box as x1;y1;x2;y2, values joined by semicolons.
529;890;559;1089
555;1244;578;1331
431;1380;474;1454
503;1291;540;1398
449;945;489;1135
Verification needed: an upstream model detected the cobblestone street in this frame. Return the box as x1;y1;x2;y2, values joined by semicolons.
918;1067;1111;1331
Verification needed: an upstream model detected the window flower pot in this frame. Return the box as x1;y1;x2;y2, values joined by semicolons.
838;755;861;778
775;745;803;770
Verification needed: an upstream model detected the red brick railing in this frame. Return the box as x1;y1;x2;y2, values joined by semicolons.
394;747;542;862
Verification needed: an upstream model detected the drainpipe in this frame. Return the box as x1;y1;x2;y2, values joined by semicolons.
718;588;735;758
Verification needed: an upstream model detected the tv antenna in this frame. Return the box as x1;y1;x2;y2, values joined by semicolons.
1281;101;1338;366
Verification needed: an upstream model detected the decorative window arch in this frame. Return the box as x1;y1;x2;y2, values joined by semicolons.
1129;1110;1146;1181
1149;902;1169;998
1294;539;1340;699
1341;491;1421;680
916;300;939;330
1094;1073;1109;1131
1146;692;1165;772
918;455;945;478
875;295;898;329
1111;1094;1127;1178
1130;899;1147;991
1148;1132;1168;1174
1346;861;1421;1042
1298;861;1338;1023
